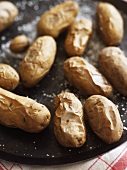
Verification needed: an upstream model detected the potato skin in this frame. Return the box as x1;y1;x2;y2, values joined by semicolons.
10;35;30;53
84;95;123;144
20;36;56;87
97;2;123;45
0;1;18;32
54;92;86;147
65;18;93;57
0;64;19;91
64;57;113;97
37;1;79;38
99;47;127;96
0;87;51;133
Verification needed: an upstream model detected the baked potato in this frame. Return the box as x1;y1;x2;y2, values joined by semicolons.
97;2;123;45
0;64;19;91
54;92;86;147
65;18;93;57
37;0;79;38
64;57;113;97
99;47;127;96
0;87;51;133
0;1;18;32
84;95;123;144
20;36;57;87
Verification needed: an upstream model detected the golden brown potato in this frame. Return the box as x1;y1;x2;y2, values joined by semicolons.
20;36;57;87
0;1;18;32
54;92;86;147
99;47;127;96
97;2;123;45
65;18;93;57
37;1;79;38
64;57;113;97
10;35;30;53
84;95;123;144
0;64;19;91
0;87;51;133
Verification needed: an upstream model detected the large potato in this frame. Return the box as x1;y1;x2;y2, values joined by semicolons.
84;95;123;144
54;92;86;147
20;36;56;87
0;64;19;91
0;87;51;133
65;18;93;57
0;1;18;32
37;1;79;38
97;2;123;45
64;57;113;97
99;47;127;96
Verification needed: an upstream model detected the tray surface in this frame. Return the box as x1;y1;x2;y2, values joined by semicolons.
0;0;127;165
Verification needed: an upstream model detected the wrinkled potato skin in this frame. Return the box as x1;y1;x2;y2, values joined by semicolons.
0;87;51;133
54;92;86;147
37;1;79;38
20;36;56;87
99;47;127;96
0;64;19;91
0;1;18;32
10;35;30;53
65;18;93;57
84;95;123;144
97;2;123;45
64;57;113;97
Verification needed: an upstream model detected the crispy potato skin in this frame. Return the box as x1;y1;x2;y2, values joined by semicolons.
99;47;127;96
0;1;18;32
0;87;51;133
10;35;30;53
84;95;123;144
37;1;79;38
20;36;56;87
64;57;113;97
0;64;19;91
65;18;93;57
54;92;86;147
97;2;123;45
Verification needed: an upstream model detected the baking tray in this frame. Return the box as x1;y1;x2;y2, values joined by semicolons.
0;0;127;165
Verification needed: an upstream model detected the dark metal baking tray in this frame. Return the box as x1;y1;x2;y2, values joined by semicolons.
0;0;127;165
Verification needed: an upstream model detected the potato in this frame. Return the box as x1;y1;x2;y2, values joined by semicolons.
97;2;123;45
99;47;127;96
0;87;51;133
0;1;18;32
65;18;93;57
0;64;19;91
54;92;86;147
84;95;123;144
10;35;30;53
64;57;113;97
20;36;57;87
37;1;79;38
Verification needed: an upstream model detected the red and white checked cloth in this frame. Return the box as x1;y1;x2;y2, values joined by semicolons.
0;141;127;170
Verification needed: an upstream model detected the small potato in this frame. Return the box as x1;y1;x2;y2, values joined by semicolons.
0;1;18;32
37;1;79;38
10;35;30;53
97;2;123;45
54;92;86;147
65;18;93;57
0;64;19;91
84;95;123;144
0;87;51;133
20;36;57;87
99;47;127;96
64;57;113;97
